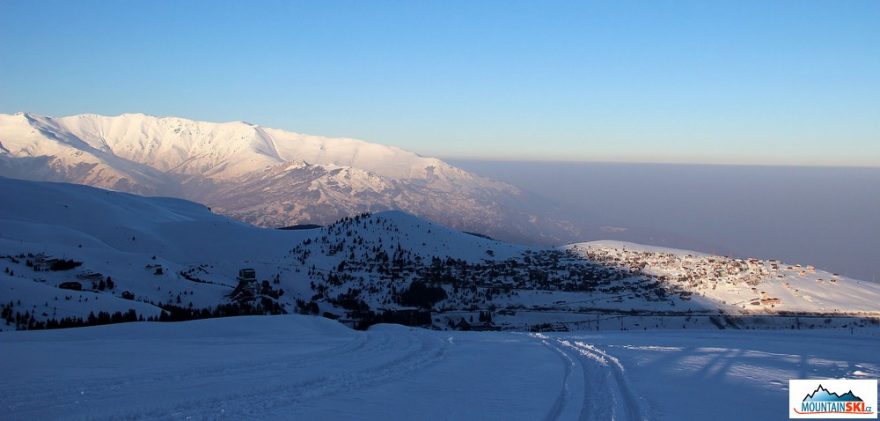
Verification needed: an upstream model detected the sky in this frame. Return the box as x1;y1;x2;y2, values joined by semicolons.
1;0;878;166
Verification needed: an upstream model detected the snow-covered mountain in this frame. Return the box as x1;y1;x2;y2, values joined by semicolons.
2;177;878;332
0;176;540;329
0;112;577;244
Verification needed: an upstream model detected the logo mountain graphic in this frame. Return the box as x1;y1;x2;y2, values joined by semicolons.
803;385;864;403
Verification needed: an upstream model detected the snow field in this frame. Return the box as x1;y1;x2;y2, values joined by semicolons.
3;315;878;420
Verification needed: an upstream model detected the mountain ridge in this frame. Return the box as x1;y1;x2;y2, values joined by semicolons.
0;112;579;244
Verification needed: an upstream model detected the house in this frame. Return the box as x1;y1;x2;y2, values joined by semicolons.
33;254;61;272
145;264;164;275
229;269;259;303
238;268;257;283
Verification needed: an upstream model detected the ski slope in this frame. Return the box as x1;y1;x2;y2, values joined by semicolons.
1;315;878;420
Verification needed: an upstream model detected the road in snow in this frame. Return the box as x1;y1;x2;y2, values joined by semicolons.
2;315;878;420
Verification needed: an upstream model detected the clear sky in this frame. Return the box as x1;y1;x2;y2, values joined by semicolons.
1;0;878;166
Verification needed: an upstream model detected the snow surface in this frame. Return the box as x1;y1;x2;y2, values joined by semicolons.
2;315;877;420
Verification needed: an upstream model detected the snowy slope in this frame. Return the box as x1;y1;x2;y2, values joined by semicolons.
0;176;308;326
565;241;880;314
0;112;579;244
1;177;878;333
0;113;176;195
291;210;527;262
0;176;300;265
0;177;542;329
1;315;877;420
280;218;880;327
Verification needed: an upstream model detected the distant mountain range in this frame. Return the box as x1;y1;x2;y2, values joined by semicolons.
0;112;580;244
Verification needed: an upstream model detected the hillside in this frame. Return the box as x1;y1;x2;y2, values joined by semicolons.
0;176;308;328
0;112;579;244
566;241;880;314
0;177;878;332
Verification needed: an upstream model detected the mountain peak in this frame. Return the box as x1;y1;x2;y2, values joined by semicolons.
0;112;574;244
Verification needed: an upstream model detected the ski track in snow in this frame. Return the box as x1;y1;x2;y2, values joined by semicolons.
532;333;650;421
3;320;643;421
15;323;783;421
533;333;579;421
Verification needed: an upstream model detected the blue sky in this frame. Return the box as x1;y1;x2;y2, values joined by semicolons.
1;0;878;166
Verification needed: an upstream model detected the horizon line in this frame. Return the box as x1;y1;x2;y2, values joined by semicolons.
440;156;880;170
6;110;877;170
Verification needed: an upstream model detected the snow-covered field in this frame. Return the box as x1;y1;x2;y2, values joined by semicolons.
2;315;878;420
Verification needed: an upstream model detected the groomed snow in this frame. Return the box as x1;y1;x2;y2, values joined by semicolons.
1;315;877;420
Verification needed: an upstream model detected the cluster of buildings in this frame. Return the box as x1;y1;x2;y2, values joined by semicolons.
571;245;793;308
